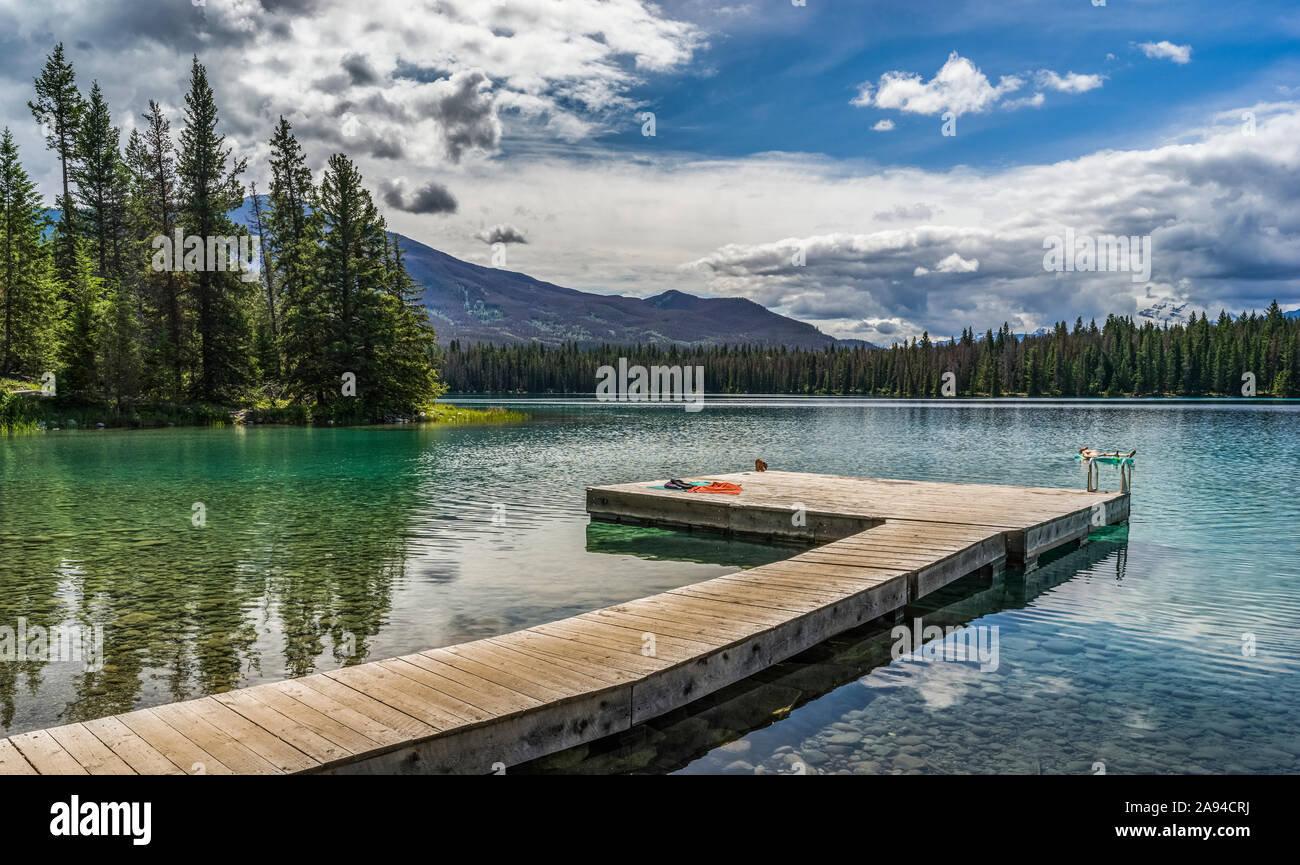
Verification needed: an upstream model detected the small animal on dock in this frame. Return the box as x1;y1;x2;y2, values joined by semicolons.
755;458;768;472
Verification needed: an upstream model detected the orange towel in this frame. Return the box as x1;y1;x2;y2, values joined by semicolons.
687;481;742;495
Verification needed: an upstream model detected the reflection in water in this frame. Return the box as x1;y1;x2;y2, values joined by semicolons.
584;521;797;569
0;428;421;727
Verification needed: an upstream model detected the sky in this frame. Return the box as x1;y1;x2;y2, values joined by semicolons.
1;0;1298;343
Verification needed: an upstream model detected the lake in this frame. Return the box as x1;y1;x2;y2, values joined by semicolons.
1;397;1297;773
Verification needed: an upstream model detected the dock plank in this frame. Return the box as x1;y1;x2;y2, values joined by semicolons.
9;729;89;775
46;723;136;775
148;703;286;775
117;708;235;775
212;689;354;765
323;664;487;730
82;716;186;775
377;657;535;717
396;653;543;714
235;683;390;754
282;675;433;742
419;648;570;703
0;738;36;775
534;618;713;660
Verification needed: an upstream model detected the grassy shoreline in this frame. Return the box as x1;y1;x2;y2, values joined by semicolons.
0;389;527;433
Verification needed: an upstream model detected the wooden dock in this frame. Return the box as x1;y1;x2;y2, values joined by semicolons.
0;471;1127;775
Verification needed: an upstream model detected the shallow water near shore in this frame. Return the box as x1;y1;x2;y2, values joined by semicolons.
2;397;1297;773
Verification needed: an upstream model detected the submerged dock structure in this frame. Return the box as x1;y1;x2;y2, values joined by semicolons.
0;471;1127;775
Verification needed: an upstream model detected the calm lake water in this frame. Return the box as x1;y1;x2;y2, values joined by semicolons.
1;397;1297;774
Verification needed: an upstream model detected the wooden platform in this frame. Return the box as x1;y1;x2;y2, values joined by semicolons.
0;471;1127;775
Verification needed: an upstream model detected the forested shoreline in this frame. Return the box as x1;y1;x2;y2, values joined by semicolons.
1;44;443;430
442;309;1299;397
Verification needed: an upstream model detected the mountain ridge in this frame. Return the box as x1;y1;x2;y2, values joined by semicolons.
392;236;846;348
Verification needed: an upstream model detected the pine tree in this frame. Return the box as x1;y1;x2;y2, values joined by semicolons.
58;249;101;400
379;234;442;411
97;279;142;411
1024;345;1042;396
72;81;129;284
1273;330;1295;397
28;43;84;287
126;100;186;397
315;153;389;416
266;117;317;308
177;57;250;402
267;118;324;404
0;128;57;377
283;155;442;418
247;182;277;348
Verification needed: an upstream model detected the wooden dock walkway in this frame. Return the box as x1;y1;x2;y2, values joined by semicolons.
0;471;1127;775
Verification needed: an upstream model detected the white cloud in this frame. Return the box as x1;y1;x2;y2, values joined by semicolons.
853;53;1104;118
852;52;1023;116
911;253;979;278
1139;41;1193;64
934;252;980;273
1004;92;1046;110
1036;70;1105;93
872;119;895;131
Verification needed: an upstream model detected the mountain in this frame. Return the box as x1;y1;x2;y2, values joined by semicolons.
1138;300;1189;324
394;236;843;348
224;198;844;348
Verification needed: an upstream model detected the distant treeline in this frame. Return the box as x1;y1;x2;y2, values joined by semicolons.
442;307;1299;397
1;44;442;423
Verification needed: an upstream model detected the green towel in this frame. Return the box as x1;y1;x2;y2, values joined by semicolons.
1073;455;1134;466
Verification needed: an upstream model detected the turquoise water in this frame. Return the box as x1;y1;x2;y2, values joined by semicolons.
1;397;1297;773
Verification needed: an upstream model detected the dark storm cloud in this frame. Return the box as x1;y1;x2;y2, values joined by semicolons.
0;0;266;96
341;53;379;87
258;0;322;13
381;179;459;215
292;113;406;160
475;223;528;244
85;0;255;53
330;93;411;122
368;138;405;160
418;69;501;163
